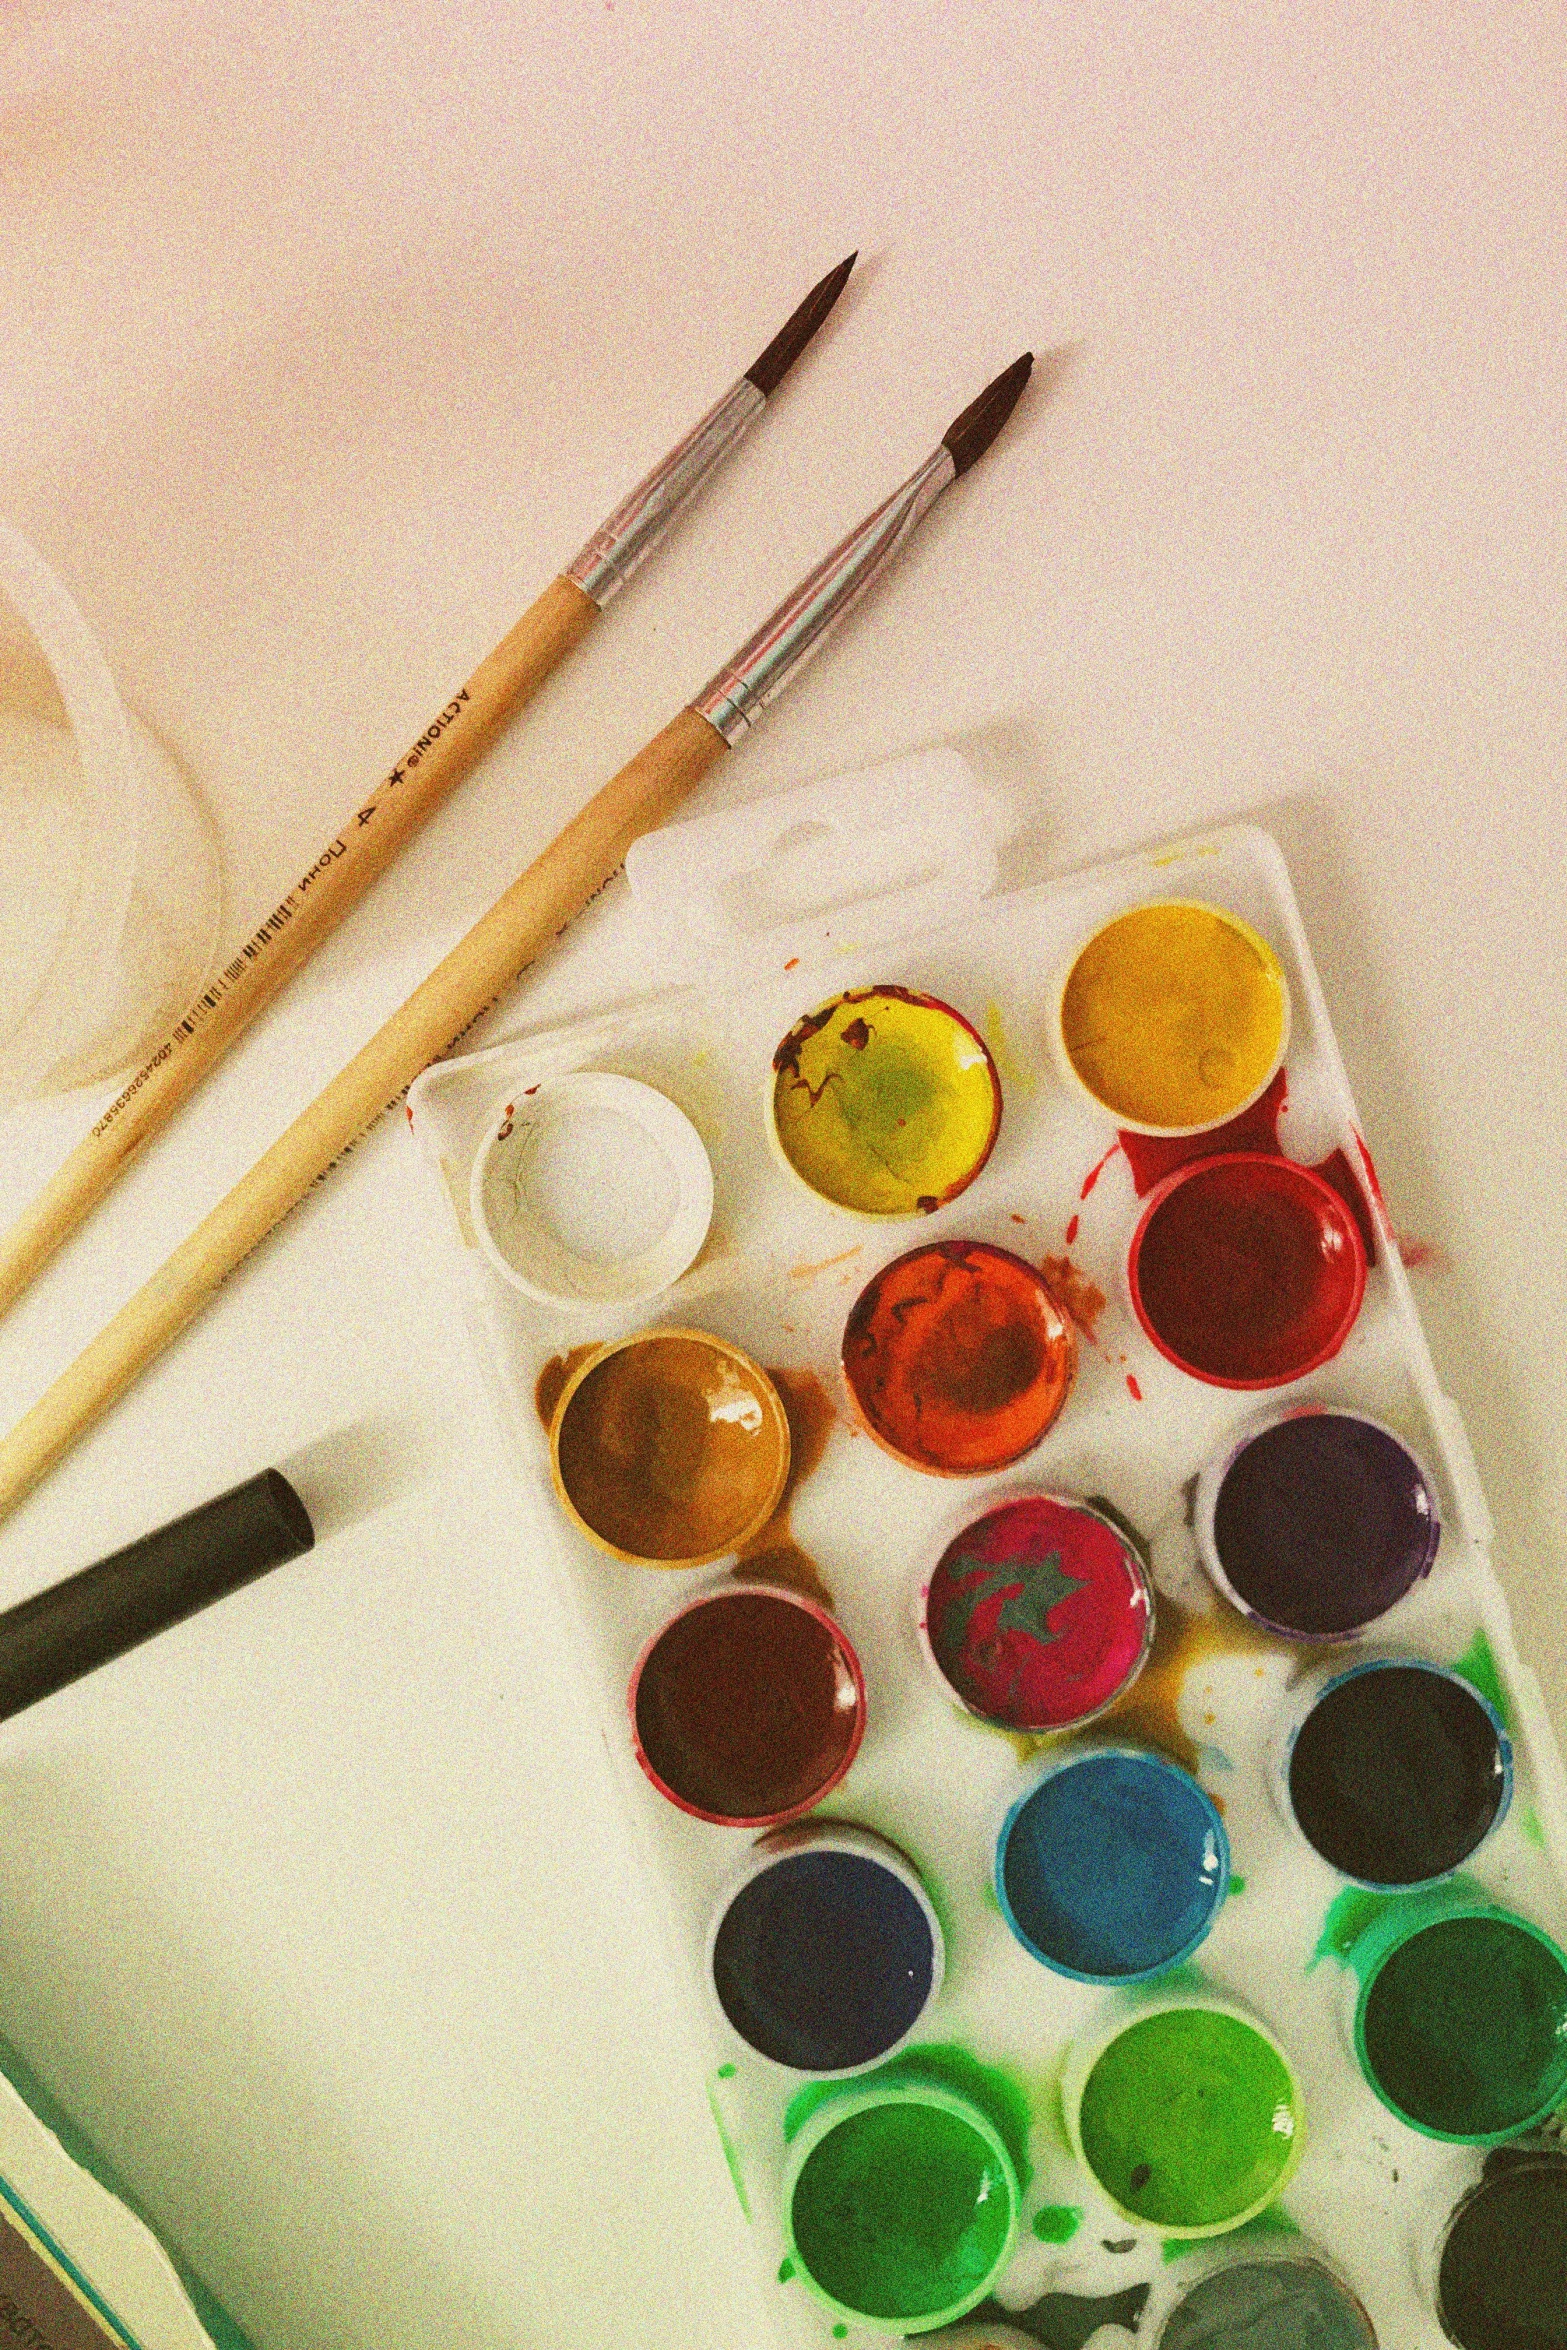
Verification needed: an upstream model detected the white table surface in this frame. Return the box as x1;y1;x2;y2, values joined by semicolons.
1;5;1564;2345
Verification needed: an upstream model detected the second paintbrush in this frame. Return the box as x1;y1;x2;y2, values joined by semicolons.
0;253;856;1323
0;351;1035;1524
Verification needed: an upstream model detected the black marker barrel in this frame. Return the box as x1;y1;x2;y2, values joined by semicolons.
0;1469;314;1721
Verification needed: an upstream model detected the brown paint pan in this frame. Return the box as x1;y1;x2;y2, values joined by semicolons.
549;1327;791;1567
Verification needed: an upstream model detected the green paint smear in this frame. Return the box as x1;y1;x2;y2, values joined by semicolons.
1164;2204;1302;2260
1312;1884;1400;1969
716;2061;736;2078
1522;1805;1547;1850
1032;2203;1082;2242
832;2329;848;2340
1078;2009;1299;2229
1453;1628;1512;1731
786;2043;1034;2192
1362;1914;1567;2138
789;2096;1014;2321
778;2256;794;2283
704;2083;750;2222
1227;1875;1247;1897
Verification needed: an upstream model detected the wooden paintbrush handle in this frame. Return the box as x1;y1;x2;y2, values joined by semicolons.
0;574;599;1322
0;706;728;1524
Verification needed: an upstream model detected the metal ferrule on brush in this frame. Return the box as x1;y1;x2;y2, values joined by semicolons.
691;445;956;743
565;376;766;606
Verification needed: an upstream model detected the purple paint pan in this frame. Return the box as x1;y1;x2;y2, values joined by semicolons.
1195;1405;1441;1638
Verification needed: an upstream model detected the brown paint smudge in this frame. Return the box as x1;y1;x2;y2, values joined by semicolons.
1040;1255;1107;1347
535;1343;600;1430
790;1244;863;1282
735;1368;839;1608
1101;1593;1283;1773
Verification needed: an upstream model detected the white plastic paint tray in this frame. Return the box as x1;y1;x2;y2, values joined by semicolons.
407;752;1567;2349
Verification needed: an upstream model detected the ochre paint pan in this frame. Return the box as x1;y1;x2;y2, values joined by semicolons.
629;1584;865;1827
1062;1993;1305;2237
1127;1152;1366;1389
1053;899;1290;1137
1272;1654;1511;1887
705;1821;941;2071
767;986;1002;1219
919;1491;1152;1735
781;2077;1020;2333
549;1328;789;1566
841;1240;1075;1476
1196;1404;1440;1638
995;1746;1228;1984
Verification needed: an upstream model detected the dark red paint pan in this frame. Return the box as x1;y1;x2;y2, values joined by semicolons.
1127;1152;1367;1389
629;1585;867;1828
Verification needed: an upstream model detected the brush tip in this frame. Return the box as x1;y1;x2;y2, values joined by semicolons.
942;351;1034;477
744;252;859;396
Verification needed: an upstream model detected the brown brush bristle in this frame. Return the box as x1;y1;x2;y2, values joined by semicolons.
942;352;1033;476
745;253;858;396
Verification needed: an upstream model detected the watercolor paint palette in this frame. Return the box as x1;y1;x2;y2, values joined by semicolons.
408;756;1567;2350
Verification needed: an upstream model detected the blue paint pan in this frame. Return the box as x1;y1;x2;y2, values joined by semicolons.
995;1747;1229;1984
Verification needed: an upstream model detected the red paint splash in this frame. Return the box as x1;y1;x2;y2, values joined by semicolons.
784;956;800;971
1397;1234;1448;1273
1125;1373;1143;1401
1065;1213;1080;1245
1114;1070;1378;1269
1080;1142;1121;1199
1311;1147;1380;1268
1118;1069;1289;1195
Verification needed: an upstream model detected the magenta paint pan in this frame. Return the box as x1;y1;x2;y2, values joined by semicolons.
1197;1406;1441;1638
1127;1152;1367;1388
628;1583;866;1827
920;1492;1153;1735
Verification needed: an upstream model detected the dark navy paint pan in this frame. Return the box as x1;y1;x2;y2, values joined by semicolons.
706;1822;942;2073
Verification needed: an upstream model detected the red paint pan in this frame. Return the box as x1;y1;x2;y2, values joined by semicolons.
1127;1152;1366;1389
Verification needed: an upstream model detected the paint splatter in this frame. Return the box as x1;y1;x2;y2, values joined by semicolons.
1118;1068;1289;1194
777;2256;794;2283
1397;1233;1448;1273
967;2283;1150;2348
716;2062;736;2079
705;2082;751;2220
1032;2203;1082;2243
789;1243;863;1281
1227;1875;1247;1897
1064;1212;1079;1244
1039;1254;1107;1346
735;1368;838;1607
1125;1373;1142;1401
1101;1592;1280;1776
533;1342;599;1430
1453;1627;1512;1732
1080;1141;1121;1199
1310;1884;1400;1970
1523;1806;1547;1850
984;998;1038;1095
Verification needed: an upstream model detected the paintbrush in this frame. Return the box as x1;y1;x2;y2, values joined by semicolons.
0;352;1034;1525
0;253;857;1322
